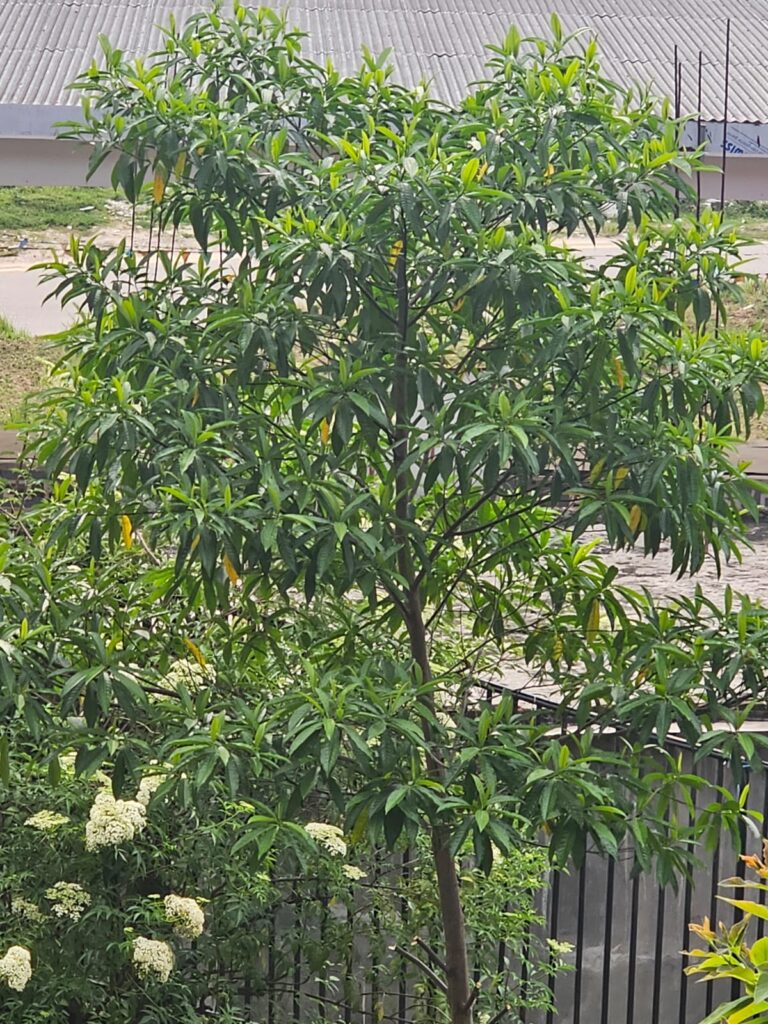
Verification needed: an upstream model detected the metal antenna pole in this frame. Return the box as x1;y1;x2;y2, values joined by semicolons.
696;50;703;219
674;45;681;217
720;18;732;212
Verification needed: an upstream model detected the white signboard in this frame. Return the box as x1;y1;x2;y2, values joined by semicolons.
682;120;768;156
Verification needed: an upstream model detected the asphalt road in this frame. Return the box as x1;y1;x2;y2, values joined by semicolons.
0;264;72;335
4;238;768;337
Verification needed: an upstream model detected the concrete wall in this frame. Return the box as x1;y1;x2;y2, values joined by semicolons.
698;154;768;201
0;138;113;187
1;135;768;202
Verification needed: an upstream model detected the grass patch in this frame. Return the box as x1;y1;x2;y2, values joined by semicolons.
0;187;115;232
0;315;47;425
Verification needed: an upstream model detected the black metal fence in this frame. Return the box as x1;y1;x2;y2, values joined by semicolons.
226;688;759;1024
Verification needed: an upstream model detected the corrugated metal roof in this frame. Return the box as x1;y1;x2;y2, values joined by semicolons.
0;0;766;123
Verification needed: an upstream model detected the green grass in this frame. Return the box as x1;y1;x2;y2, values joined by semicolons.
0;187;115;232
0;315;47;425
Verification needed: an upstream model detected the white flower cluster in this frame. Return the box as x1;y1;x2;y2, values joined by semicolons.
0;946;32;991
547;938;575;957
85;791;146;851
11;897;44;923
164;894;205;939
45;882;91;921
304;822;347;857
24;810;69;832
162;659;213;694
132;937;174;982
136;774;164;807
341;865;366;881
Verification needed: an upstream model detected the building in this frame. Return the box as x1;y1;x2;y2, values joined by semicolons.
1;0;768;197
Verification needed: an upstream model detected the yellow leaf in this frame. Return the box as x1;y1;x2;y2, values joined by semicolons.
477;161;488;180
629;504;642;533
223;553;239;584
614;356;625;389
552;634;563;661
183;638;207;667
452;296;466;312
153;170;166;203
545;162;555;178
174;152;187;178
586;598;601;641
614;466;629;488
190;533;201;553
588;456;606;485
320;418;330;445
388;239;403;269
120;515;133;550
191;385;200;408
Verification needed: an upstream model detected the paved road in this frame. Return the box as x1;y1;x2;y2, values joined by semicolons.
0;264;73;335
572;237;768;275
3;236;768;337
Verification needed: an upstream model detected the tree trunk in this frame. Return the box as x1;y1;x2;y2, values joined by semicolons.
433;830;474;1024
392;225;473;1024
404;594;473;1024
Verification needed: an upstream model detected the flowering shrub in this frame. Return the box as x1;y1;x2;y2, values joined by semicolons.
686;842;768;1024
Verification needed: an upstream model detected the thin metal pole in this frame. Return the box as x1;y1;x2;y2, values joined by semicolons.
674;45;681;217
731;764;752;1000
600;857;615;1024
705;758;725;1017
651;880;667;1024
625;873;640;1024
720;18;732;212
696;51;704;219
573;862;587;1024
545;870;561;1024
678;806;695;1024
715;20;731;336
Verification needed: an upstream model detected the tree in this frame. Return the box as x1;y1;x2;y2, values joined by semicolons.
11;5;768;1022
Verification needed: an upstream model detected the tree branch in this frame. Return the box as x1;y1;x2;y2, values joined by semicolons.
392;945;448;995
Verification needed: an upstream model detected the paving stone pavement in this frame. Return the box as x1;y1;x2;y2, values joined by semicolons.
586;522;768;607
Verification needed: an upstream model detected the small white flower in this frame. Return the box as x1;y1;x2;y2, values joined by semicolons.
547;938;575;957
45;882;91;921
136;773;164;807
305;822;347;857
24;810;69;832
85;791;146;850
11;897;44;923
0;946;32;991
341;865;366;881
468;135;483;151
164;894;205;939
132;937;174;982
161;659;213;695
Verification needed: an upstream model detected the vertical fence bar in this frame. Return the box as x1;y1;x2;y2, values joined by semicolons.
518;916;530;1024
399;849;410;1024
759;774;768;940
267;913;276;1024
678;812;696;1024
318;891;328;1020
572;863;587;1024
705;758;725;1017
731;763;751;1001
371;857;380;1024
293;940;302;1022
545;869;561;1024
651;879;667;1024
600;856;615;1024
625;873;640;1024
